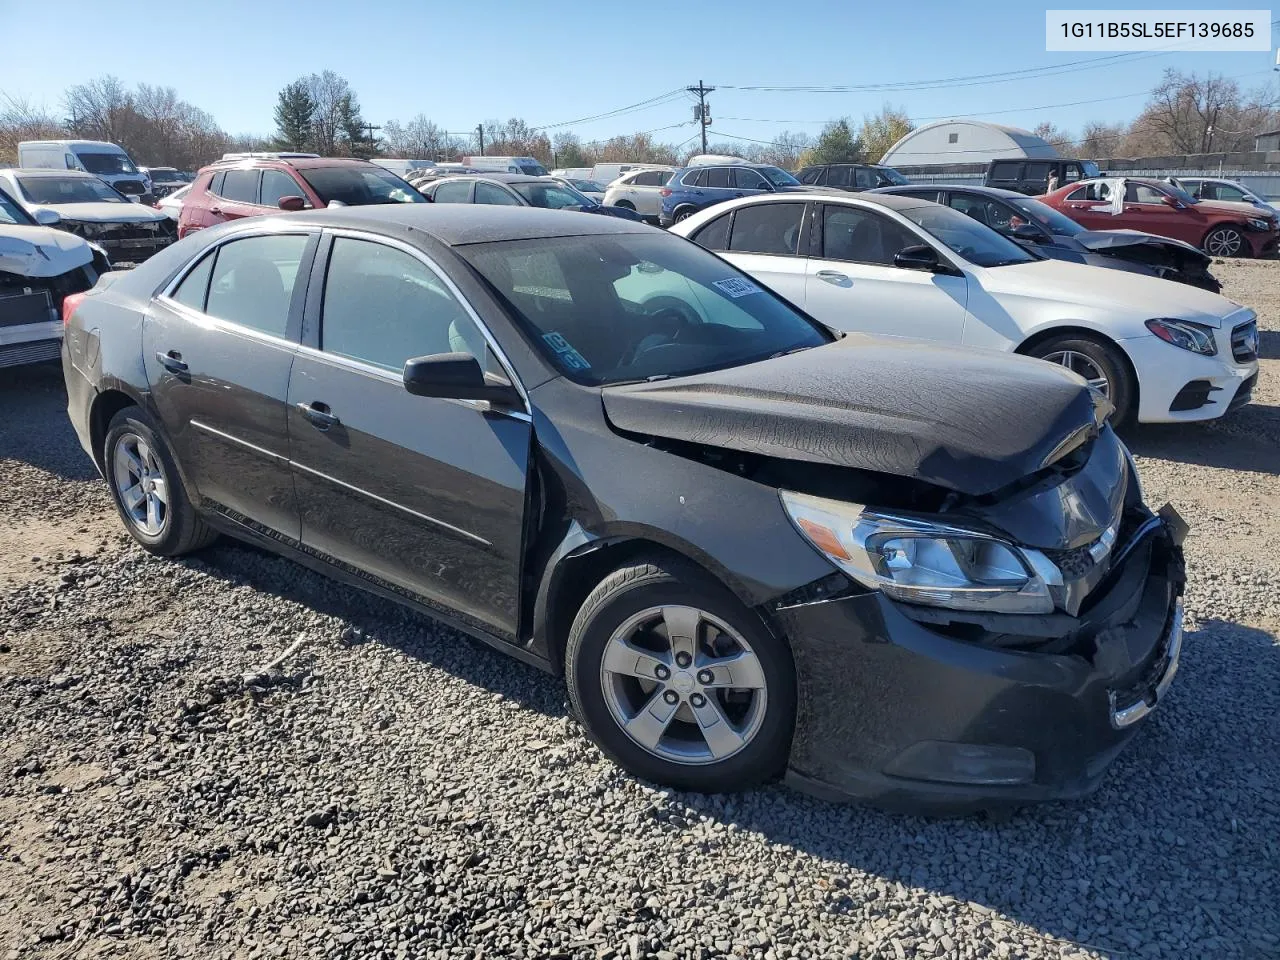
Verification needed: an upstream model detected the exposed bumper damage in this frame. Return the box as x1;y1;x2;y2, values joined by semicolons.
0;228;99;368
59;218;176;264
1075;229;1220;292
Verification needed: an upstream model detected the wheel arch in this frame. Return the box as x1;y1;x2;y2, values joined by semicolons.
1015;324;1141;414
88;385;147;472
1201;221;1248;256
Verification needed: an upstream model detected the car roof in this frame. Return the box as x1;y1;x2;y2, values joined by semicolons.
466;173;556;184
1;168;98;179
252;204;652;245
877;183;1029;200
205;156;378;172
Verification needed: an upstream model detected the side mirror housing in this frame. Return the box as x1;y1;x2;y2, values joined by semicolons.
278;195;307;212
893;243;942;271
327;199;348;209
34;208;60;226
1162;195;1185;209
403;353;523;408
1011;222;1042;241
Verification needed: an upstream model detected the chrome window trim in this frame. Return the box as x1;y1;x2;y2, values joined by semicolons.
158;223;316;301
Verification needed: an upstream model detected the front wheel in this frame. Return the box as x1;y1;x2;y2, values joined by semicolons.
1026;334;1136;425
1203;225;1246;258
566;555;795;792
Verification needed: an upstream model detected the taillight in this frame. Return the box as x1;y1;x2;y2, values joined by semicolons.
62;292;87;327
660;188;672;197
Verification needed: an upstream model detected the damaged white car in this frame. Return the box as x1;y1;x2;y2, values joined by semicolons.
0;185;107;368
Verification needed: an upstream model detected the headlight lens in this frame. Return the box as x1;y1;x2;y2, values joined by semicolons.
779;491;1054;614
1145;318;1217;356
1247;218;1270;231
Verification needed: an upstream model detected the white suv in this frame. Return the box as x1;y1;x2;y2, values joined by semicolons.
602;168;674;222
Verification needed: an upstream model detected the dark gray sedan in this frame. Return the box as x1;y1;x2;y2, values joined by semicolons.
61;206;1185;813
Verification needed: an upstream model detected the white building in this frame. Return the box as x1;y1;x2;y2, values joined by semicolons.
880;120;1059;167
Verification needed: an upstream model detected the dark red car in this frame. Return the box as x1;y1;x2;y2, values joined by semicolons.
178;154;425;239
1039;176;1278;258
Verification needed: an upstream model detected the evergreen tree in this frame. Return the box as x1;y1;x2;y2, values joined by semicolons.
273;81;315;152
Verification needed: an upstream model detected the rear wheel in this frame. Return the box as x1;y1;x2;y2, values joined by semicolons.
1203;225;1246;258
673;206;697;223
566;555;795;792
616;200;636;211
1025;333;1136;425
103;406;217;556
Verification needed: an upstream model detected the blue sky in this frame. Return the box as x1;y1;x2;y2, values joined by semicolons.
3;0;1274;147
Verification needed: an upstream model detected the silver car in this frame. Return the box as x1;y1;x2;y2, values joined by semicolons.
602;168;674;222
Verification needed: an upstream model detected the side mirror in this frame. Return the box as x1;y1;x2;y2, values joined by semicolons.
403;353;523;408
757;180;775;192
1162;195;1185;209
327;199;348;209
34;208;60;226
1012;223;1042;241
278;195;306;212
893;243;942;271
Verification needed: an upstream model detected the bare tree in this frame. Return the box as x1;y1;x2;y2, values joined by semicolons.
0;95;64;165
1131;69;1277;155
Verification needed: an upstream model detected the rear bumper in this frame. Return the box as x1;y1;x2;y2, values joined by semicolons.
778;525;1184;815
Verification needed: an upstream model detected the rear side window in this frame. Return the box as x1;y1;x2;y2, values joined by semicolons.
702;168;731;188
204;234;308;338
260;170;306;208
432;181;472;203
728;203;804;255
475;181;521;205
797;167;825;185
1024;162;1051;182
827;166;853;188
634;170;667;186
692;213;731;250
170;252;215;312
683;169;706;187
221;169;259;204
209;171;225;196
989;161;1021;181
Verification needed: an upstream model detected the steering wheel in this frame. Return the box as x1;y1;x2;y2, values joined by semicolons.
617;300;699;368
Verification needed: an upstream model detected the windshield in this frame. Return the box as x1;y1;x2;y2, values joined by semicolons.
0;188;33;225
299;167;426;205
876;166;910;185
77;151;138;176
518;161;550;176
17;176;126;205
898;204;1035;267
759;166;801;187
149;168;181;181
513;181;594;209
459;232;831;386
1008;196;1085;236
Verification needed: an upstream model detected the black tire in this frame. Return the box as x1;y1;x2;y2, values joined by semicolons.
1202;225;1247;259
1025;333;1136;425
565;554;795;792
673;206;697;223
103;406;218;556
616;200;636;211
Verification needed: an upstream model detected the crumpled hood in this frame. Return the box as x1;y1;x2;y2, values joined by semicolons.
1074;228;1210;263
30;202;167;224
0;225;93;278
602;335;1098;496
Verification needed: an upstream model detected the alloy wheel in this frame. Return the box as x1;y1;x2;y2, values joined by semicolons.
1205;227;1244;258
599;604;768;765
1042;349;1109;396
112;433;169;536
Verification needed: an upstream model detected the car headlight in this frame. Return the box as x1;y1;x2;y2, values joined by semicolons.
1246;218;1271;231
779;491;1054;614
1145;318;1217;356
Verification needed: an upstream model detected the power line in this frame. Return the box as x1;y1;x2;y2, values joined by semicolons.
531;88;687;131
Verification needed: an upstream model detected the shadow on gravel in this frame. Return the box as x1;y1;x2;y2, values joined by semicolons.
1125;404;1280;475
1258;329;1280;361
0;362;100;482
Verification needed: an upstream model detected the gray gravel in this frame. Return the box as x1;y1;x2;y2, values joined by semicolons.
2;260;1279;959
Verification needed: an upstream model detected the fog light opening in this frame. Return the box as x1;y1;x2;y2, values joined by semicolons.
884;741;1036;786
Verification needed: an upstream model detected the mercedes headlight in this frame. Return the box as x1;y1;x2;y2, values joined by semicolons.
1246;218;1271;231
780;491;1054;614
1145;318;1216;356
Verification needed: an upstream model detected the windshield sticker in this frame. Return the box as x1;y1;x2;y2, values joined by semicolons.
542;332;590;370
712;277;762;298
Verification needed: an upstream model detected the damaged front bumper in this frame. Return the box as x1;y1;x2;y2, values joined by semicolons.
776;515;1185;815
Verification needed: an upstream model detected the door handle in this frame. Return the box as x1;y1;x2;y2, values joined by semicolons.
155;350;188;373
816;270;851;286
296;401;340;430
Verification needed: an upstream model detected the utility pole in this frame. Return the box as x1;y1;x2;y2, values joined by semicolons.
477;124;485;156
687;80;715;154
361;121;382;153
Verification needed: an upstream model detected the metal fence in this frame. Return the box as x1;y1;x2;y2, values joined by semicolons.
904;169;1280;200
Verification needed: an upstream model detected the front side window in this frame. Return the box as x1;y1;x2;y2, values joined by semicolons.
1216;184;1247;202
517;161;549;177
17;176;126;205
989;161;1020;180
260;170;307;208
221;169;259;204
299;167;426;205
728;202;804;255
0;187;31;225
897;204;1035;268
826;166;853;188
855;167;877;190
170;252;216;312
797;167;824;185
1125;182;1168;204
1024;162;1052;182
476;181;523;206
459;232;829;386
733;168;767;190
1008;197;1085;236
758;166;800;187
321;238;495;373
511;181;590;209
431;180;472;203
204;234;308;337
875;167;909;186
821;205;917;266
76;152;138;176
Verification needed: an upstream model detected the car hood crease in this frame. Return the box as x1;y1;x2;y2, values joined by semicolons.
601;335;1097;497
0;225;93;277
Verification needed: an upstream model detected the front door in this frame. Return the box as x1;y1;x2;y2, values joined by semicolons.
1120;181;1190;242
143;231;316;539
804;203;968;342
286;234;531;640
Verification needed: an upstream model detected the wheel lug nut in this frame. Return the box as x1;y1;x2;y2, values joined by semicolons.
690;693;706;708
663;690;679;705
697;670;713;685
675;652;692;668
654;665;670;680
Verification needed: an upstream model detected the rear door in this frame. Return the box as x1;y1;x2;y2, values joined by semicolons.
144;230;317;539
286;232;531;640
803;202;968;341
710;200;810;306
208;168;261;225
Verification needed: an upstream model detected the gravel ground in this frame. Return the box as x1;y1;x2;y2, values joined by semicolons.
2;261;1279;960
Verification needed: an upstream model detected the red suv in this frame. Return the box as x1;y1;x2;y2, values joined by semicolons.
1040;176;1279;258
178;154;426;238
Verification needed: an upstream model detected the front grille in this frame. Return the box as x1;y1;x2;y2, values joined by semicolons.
114;180;146;195
0;338;60;368
1231;319;1258;362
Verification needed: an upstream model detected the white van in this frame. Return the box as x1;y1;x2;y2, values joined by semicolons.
550;167;595;180
589;163;675;187
18;140;151;199
462;156;549;176
373;158;438;177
